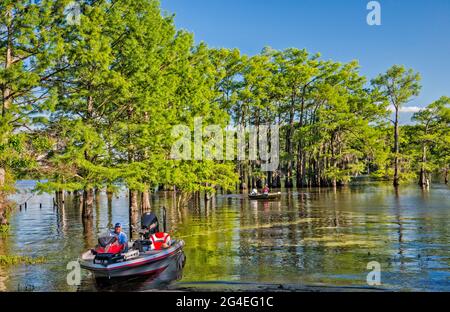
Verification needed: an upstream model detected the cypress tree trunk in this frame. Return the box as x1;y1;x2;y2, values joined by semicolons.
95;189;101;211
296;147;302;188
129;190;139;237
331;136;337;188
393;108;400;187
2;8;12;117
56;190;65;207
195;191;200;205
285;148;294;188
256;178;263;189
274;113;282;189
205;183;214;203
418;143;427;188
297;96;307;188
82;217;94;248
0;167;5;190
315;148;322;187
55;191;59;207
275;173;281;188
1;8;12;224
444;168;448;185
248;163;253;189
107;191;113;228
267;171;273;188
285;105;295;188
296;149;308;188
82;188;94;219
0;167;7;225
304;152;310;187
141;188;151;212
239;107;248;191
106;188;114;199
73;190;81;209
240;163;248;190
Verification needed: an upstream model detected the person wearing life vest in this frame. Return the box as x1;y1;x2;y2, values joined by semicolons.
150;232;171;250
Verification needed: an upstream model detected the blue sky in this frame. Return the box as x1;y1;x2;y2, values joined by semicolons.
161;0;450;121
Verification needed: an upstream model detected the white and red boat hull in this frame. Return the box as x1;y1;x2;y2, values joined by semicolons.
79;240;185;279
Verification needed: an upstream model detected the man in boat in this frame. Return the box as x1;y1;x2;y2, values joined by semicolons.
111;222;128;252
150;232;171;250
250;188;258;195
262;184;270;194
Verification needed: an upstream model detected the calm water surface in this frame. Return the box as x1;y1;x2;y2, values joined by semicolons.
0;181;449;291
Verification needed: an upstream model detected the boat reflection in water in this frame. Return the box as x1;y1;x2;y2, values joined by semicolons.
79;251;186;292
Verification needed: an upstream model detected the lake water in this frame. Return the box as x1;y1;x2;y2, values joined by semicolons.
1;181;449;291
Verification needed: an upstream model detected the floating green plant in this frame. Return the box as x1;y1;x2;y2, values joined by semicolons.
0;224;10;233
0;255;46;266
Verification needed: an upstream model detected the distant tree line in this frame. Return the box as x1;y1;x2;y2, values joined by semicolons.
1;0;449;227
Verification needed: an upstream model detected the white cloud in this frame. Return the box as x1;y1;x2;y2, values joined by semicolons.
388;105;422;113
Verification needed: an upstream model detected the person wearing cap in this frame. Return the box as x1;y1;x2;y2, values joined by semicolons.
111;223;128;252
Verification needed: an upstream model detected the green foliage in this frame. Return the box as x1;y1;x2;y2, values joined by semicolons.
1;0;449;210
0;0;68;189
371;65;422;110
370;65;422;185
410;96;450;182
35;0;238;199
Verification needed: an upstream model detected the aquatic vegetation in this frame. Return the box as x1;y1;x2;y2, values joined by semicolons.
0;224;10;234
301;235;382;248
0;255;46;266
177;218;318;239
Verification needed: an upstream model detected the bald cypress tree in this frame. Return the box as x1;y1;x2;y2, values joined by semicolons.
412;96;450;187
42;0;125;218
0;0;67;225
371;66;421;187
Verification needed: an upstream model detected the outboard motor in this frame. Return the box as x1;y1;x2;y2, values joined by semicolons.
134;211;171;252
141;212;159;237
133;212;160;252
